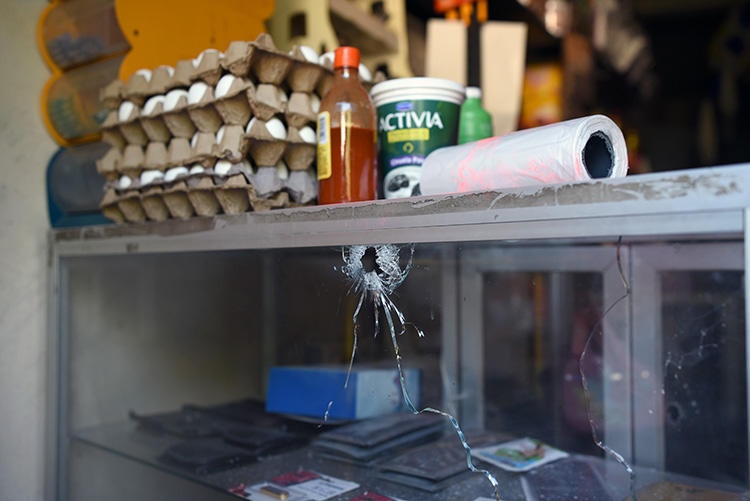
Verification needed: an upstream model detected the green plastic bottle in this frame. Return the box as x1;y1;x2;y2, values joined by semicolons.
458;87;493;144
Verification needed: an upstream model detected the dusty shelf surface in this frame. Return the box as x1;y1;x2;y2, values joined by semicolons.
53;165;750;255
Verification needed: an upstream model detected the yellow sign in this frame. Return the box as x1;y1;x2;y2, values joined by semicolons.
387;128;429;143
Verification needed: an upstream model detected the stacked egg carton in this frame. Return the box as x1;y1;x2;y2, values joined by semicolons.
96;34;331;223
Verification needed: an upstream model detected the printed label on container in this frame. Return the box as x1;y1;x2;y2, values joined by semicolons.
376;99;459;199
317;112;331;180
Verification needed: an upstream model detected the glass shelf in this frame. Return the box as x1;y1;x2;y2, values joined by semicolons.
72;419;747;500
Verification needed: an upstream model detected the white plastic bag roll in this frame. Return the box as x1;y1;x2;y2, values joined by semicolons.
420;114;628;195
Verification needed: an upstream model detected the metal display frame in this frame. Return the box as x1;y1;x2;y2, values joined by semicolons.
46;165;750;500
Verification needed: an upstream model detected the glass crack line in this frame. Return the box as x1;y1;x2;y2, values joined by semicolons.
339;244;501;501
578;237;638;501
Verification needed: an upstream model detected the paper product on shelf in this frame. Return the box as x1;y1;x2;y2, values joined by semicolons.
100;80;123;110
162;89;196;138
96;147;121;181
167;137;192;167
140;95;171;142
117;100;149;145
147;66;175;95
140;184;170;222
245;117;287;166
187;82;223;133
101;111;126;149
420;114;629;195
286;168;318;204
121;145;145;178
285;92;316;128
286;45;326;93
284;127;316;171
123;70;150;105
222;40;256;76
248;83;287;121
213;75;253;125
143;142;168;170
193;49;224;85
251;33;293;85
172;59;198;87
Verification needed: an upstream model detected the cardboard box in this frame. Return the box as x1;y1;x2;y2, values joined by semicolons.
426;19;527;136
266;366;421;420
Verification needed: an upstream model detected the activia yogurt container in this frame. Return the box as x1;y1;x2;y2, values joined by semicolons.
370;77;465;198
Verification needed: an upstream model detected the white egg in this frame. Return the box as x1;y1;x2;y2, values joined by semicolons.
135;68;152;82
276;160;289;180
215;74;236;99
189;164;205;175
192;48;222;69
216;125;226;144
140;169;164;185
265;117;287;140
310;94;321;114
298;45;319;63
359;63;372;83
164;166;189;182
118;175;132;189
318;51;335;68
299;126;316;144
143;95;166;116
188;82;210;105
164;89;189;111
190;132;200;149
158;65;175;77
245;117;257;134
214;160;232;175
118;101;137;122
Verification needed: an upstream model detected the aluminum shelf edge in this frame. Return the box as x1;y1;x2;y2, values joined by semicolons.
52;164;750;256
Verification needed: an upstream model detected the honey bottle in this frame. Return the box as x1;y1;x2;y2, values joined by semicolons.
317;47;377;204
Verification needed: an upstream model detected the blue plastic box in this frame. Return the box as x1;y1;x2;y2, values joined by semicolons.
265;366;421;420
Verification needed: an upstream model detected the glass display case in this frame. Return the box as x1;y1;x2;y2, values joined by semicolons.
47;165;750;501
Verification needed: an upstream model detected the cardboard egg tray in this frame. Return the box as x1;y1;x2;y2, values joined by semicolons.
97;33;326;223
97;145;318;222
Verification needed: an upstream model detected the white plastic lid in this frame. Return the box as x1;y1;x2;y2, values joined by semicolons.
466;87;482;99
370;77;466;106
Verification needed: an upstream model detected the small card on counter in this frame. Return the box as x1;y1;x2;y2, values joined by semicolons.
229;470;359;500
475;437;568;472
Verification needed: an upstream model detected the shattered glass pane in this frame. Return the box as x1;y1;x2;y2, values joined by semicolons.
340;244;501;500
661;270;747;486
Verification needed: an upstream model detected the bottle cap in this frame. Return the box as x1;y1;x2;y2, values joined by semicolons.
466;86;482;99
334;47;360;69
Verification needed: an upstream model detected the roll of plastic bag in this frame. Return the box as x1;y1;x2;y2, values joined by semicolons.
420;114;628;195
